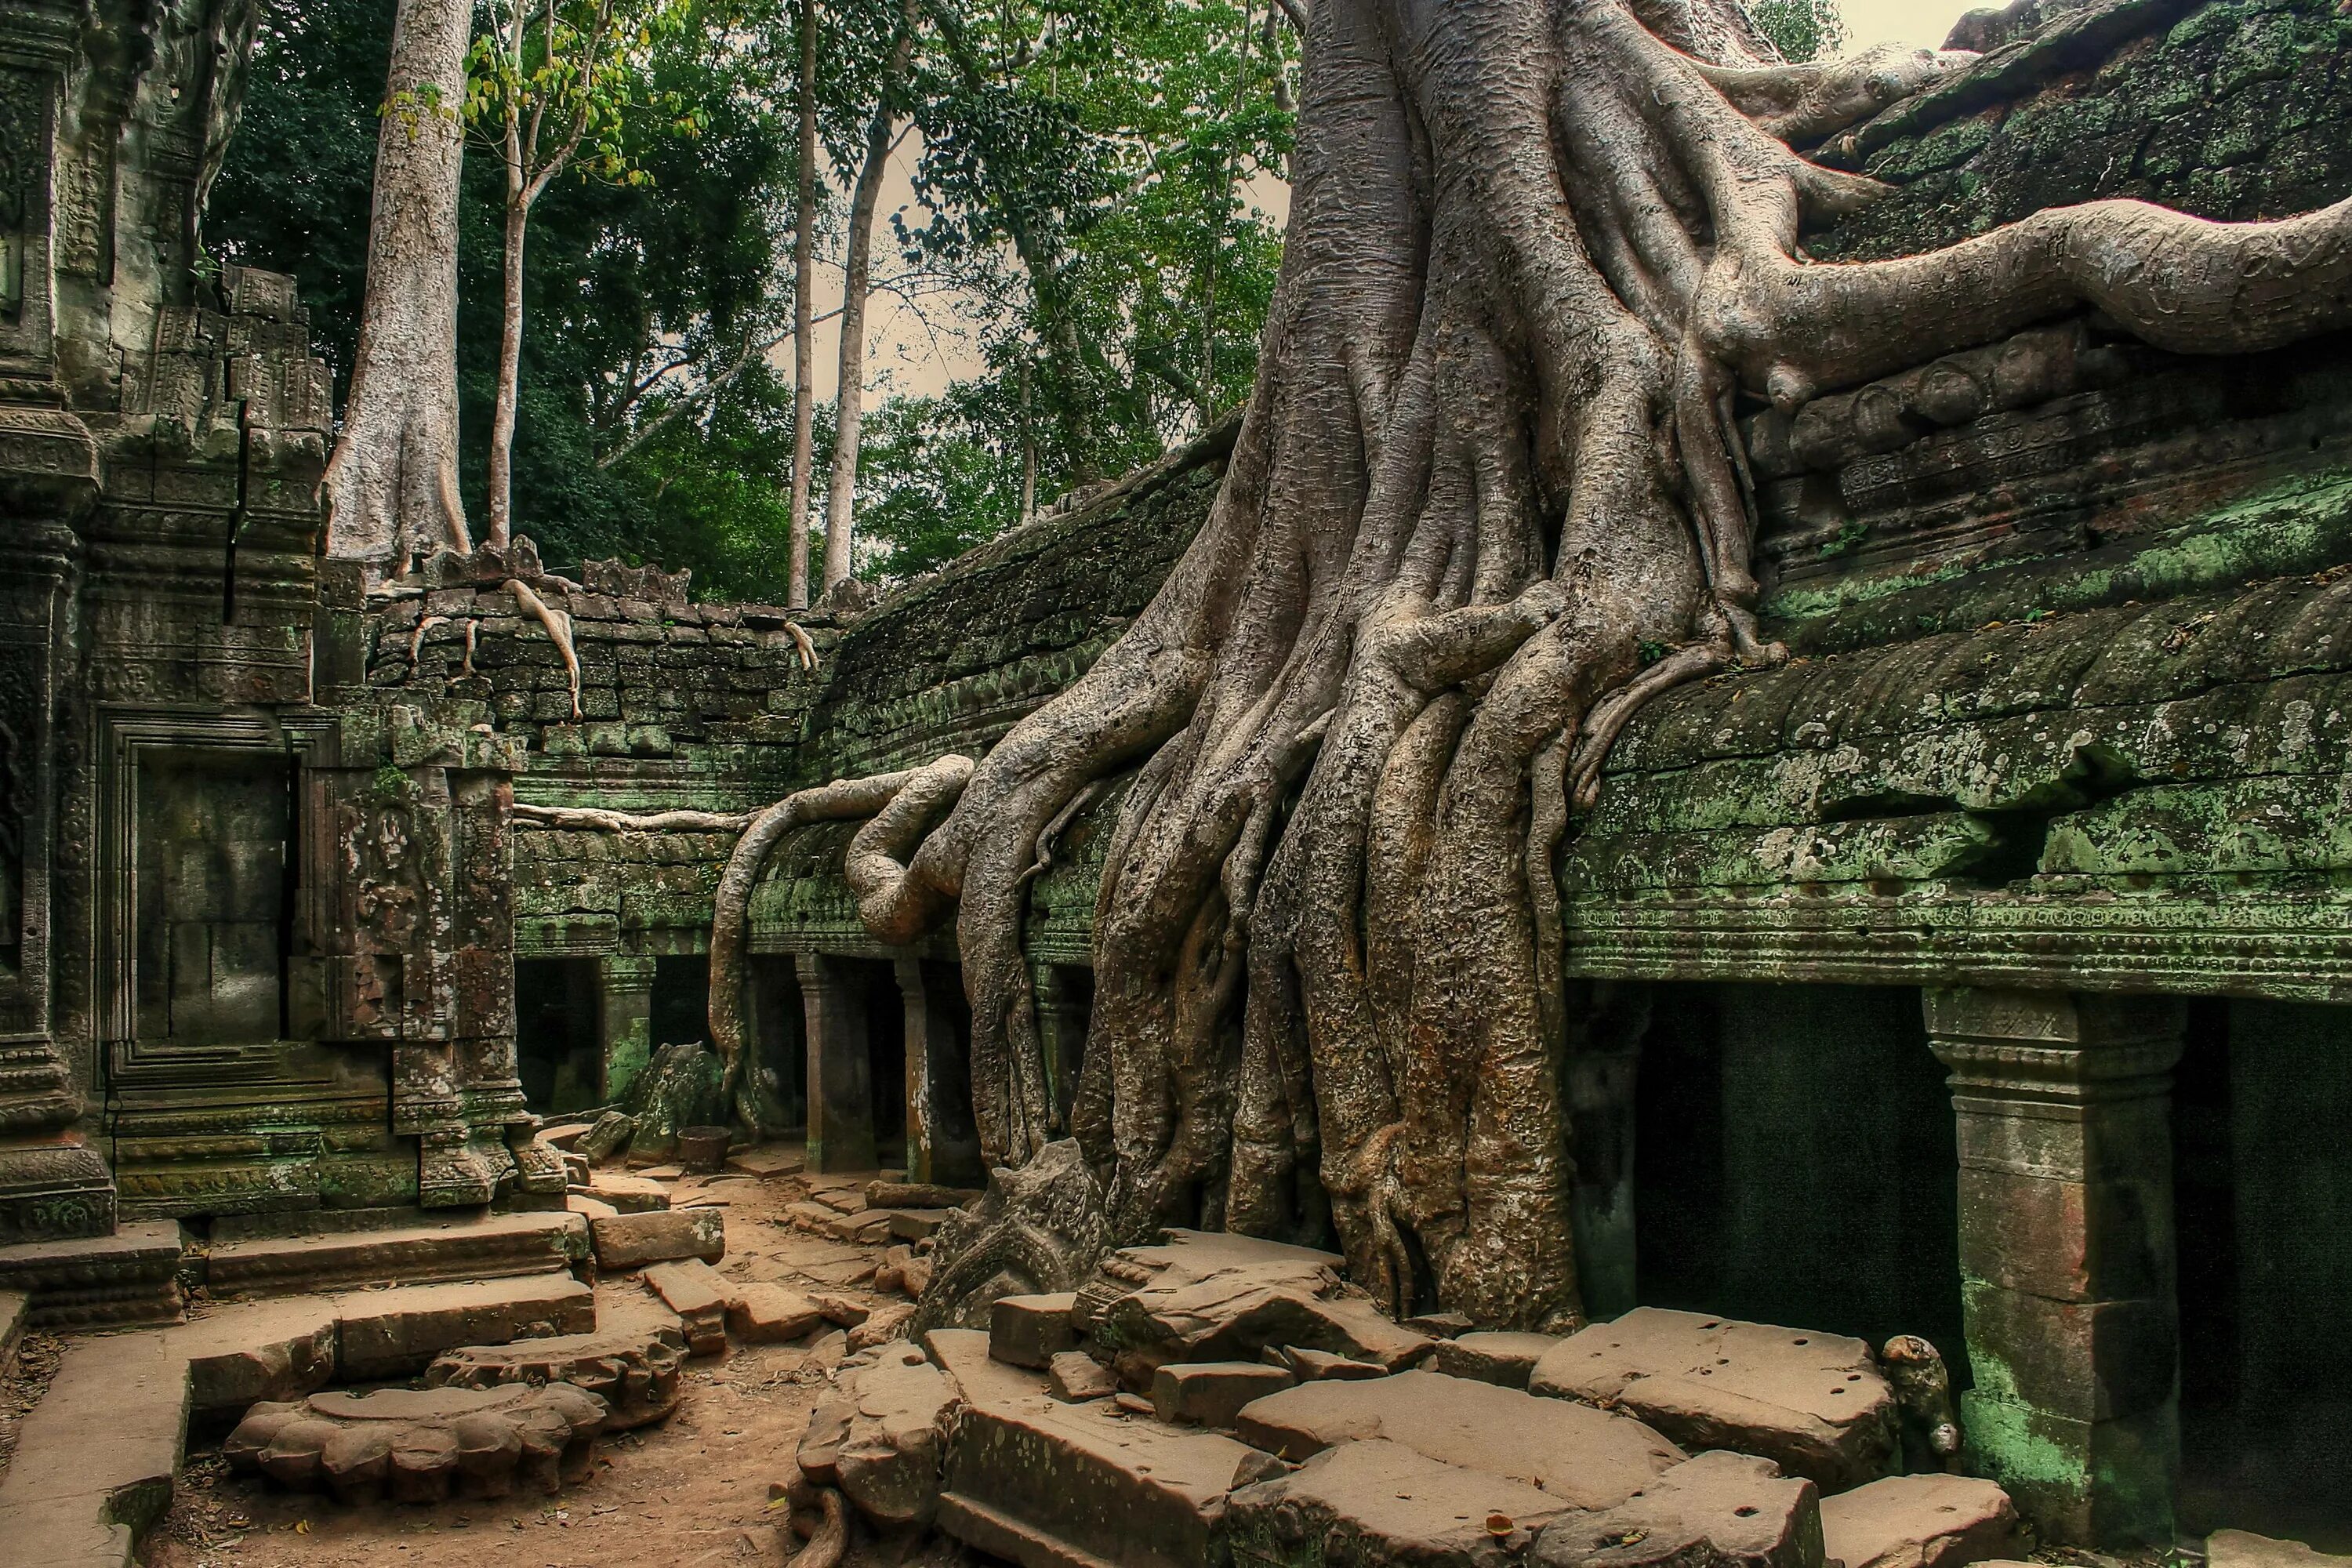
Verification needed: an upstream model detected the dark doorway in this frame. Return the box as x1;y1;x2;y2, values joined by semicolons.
747;956;807;1134
2175;999;2352;1549
1635;982;1965;1373
854;960;908;1168
651;953;713;1048
920;960;984;1186
136;750;295;1046
515;958;602;1113
1044;964;1094;1129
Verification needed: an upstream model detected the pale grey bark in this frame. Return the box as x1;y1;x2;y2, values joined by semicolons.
326;0;475;573
787;0;819;608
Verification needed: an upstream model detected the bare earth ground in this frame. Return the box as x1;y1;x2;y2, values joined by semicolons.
145;1165;903;1568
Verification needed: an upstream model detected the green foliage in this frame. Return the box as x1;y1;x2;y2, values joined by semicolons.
1751;0;1845;63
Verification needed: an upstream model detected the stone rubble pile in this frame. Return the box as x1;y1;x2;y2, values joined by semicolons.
775;1229;2029;1568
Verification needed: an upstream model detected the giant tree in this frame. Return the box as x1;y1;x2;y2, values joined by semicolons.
325;0;475;571
691;0;2352;1336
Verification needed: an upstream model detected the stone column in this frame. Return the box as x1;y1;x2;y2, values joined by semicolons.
797;954;875;1174
598;953;656;1105
1925;986;2183;1548
899;960;983;1188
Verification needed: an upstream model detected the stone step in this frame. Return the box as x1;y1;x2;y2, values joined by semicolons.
0;1221;187;1330
0;1287;27;1376
204;1209;589;1298
0;1330;188;1567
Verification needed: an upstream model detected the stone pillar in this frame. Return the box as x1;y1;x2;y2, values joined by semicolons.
1926;987;2183;1548
797;954;875;1174
598;953;656;1105
899;960;984;1188
1566;982;1651;1323
1033;964;1092;1131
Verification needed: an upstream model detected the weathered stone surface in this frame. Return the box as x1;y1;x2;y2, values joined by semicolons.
590;1206;724;1270
0;1289;26;1377
938;1390;1282;1568
727;1283;827;1343
2208;1533;2352;1568
1049;1350;1119;1403
835;1341;958;1529
1236;1369;1684;1512
207;1210;588;1298
1432;1331;1561;1389
0;1221;188;1329
992;1291;1081;1368
577;1112;637;1163
887;1208;955;1243
815;1291;873;1327
174;1298;340;1414
0;1331;187;1566
225;1383;607;1504
1087;1230;1435;1388
1531;1309;1899;1492
927;1326;1056;1410
850;1300;919;1351
1532;1450;1827;1568
586;1171;673;1213
728;1145;806;1178
336;1274;596;1380
1154;1359;1295;1427
1819;1475;2019;1568
643;1260;730;1354
426;1294;688;1430
1275;1346;1391;1381
914;1140;1118;1334
568;1194;621;1221
1222;1436;1572;1568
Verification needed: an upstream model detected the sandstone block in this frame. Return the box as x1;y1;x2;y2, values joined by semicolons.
576;1111;637;1163
426;1295;688;1431
925;1327;1054;1410
1049;1350;1119;1403
643;1261;729;1354
726;1145;805;1178
1530;1308;1899;1491
835;1342;958;1530
727;1283;826;1343
336;1275;597;1380
1236;1368;1684;1512
590;1207;724;1270
990;1291;1080;1368
1433;1330;1562;1389
586;1171;672;1213
1533;1450;1826;1568
2209;1534;2352;1568
174;1298;340;1414
225;1384;606;1504
938;1389;1282;1568
567;1194;619;1221
849;1300;918;1350
815;1291;872;1327
1222;1436;1571;1568
1820;1474;2018;1568
1154;1360;1296;1428
1276;1345;1391;1381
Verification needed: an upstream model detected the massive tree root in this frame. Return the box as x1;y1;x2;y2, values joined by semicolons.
808;0;2352;1330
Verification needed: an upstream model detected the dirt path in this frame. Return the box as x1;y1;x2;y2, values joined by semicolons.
147;1165;908;1568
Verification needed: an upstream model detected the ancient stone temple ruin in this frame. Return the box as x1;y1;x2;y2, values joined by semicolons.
2;0;2350;1564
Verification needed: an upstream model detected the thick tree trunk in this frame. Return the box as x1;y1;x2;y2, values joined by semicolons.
822;8;918;590
827;0;2352;1331
326;0;474;573
487;193;528;550
787;0;819;609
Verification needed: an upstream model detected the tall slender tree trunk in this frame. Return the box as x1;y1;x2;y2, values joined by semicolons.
326;0;474;575
786;0;819;609
486;188;528;550
821;4;918;590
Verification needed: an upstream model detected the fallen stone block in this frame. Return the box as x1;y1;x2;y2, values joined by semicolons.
1049;1350;1118;1403
336;1274;597;1381
541;1121;596;1150
1236;1368;1684;1512
1275;1345;1391;1381
0;1289;26;1378
2209;1534;2352;1568
643;1261;729;1354
590;1207;724;1270
938;1388;1283;1568
829;1210;896;1246
1820;1474;2018;1568
174;1298;339;1414
990;1291;1080;1368
1533;1450;1826;1568
426;1294;688;1430
225;1383;606;1504
1155;1360;1296;1428
567;1194;620;1221
726;1145;805;1178
587;1171;672;1213
1221;1436;1571;1567
835;1342;958;1530
797;1396;853;1484
815;1291;872;1327
887;1208;954;1243
1406;1311;1475;1338
1433;1330;1561;1389
867;1181;983;1210
1530;1308;1899;1492
1086;1229;1433;1388
849;1300;918;1351
727;1283;827;1343
576;1111;637;1163
926;1327;1055;1410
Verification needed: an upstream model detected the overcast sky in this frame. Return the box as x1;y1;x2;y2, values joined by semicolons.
818;0;1990;405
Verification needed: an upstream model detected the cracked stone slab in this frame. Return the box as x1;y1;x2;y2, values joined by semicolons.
1530;1308;1899;1492
1221;1436;1573;1568
1532;1450;1828;1568
426;1294;688;1430
224;1383;607;1504
1820;1474;2018;1568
